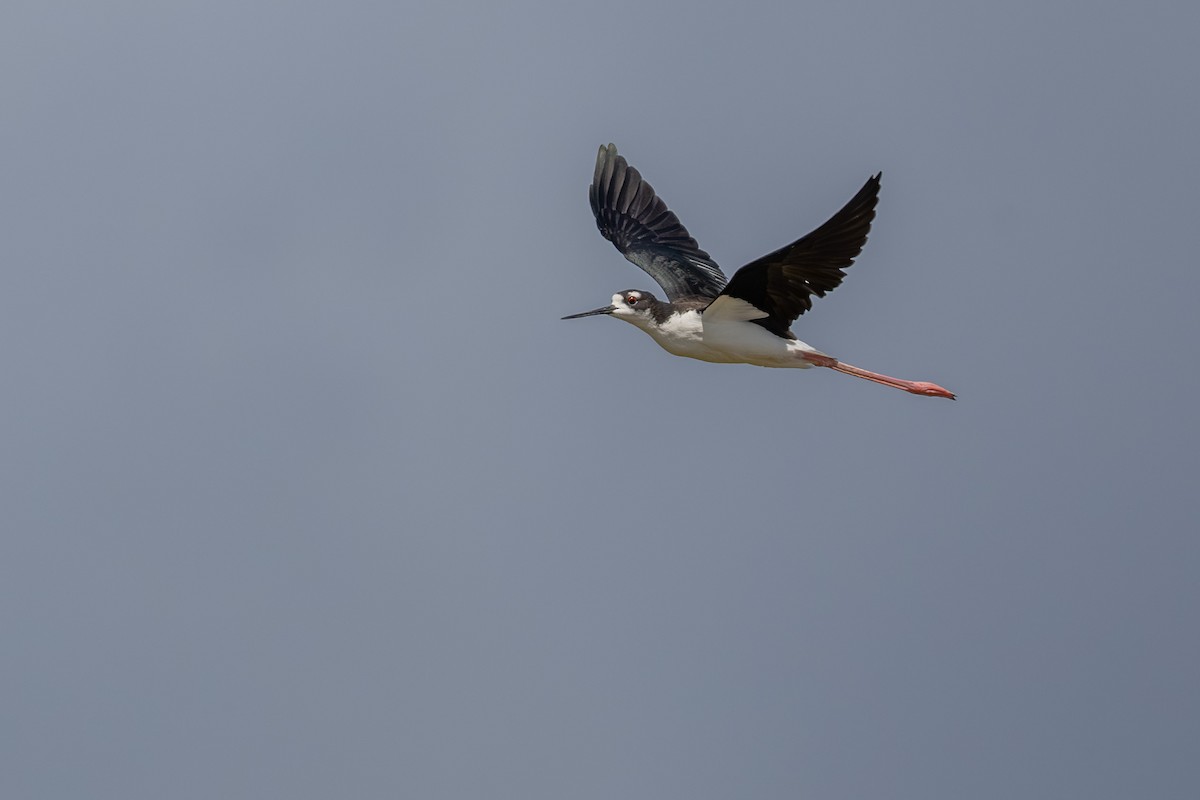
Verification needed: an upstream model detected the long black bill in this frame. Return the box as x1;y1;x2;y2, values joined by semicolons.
561;304;616;320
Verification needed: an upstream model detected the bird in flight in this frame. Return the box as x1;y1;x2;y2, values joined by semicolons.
563;144;955;400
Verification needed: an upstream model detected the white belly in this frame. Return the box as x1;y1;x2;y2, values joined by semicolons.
637;310;821;368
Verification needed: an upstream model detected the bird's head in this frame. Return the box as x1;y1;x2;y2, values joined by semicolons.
561;290;659;327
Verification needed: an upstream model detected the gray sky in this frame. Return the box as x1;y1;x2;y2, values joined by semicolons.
3;1;1199;797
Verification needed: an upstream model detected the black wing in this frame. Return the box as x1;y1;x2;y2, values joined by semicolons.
713;173;881;337
589;143;728;301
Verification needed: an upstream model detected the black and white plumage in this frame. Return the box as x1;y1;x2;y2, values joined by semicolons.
564;144;955;400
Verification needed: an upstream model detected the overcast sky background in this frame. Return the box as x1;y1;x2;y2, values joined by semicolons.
3;1;1198;798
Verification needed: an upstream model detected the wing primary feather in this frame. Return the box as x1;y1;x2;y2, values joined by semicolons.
714;173;882;337
589;144;728;302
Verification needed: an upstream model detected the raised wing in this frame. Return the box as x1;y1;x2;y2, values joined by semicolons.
711;173;881;337
589;144;728;301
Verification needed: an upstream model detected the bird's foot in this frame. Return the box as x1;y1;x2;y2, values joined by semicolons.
905;381;956;400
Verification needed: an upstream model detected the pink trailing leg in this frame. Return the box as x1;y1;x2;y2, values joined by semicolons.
802;353;956;400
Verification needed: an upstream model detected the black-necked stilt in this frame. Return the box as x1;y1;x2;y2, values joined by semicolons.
563;144;955;400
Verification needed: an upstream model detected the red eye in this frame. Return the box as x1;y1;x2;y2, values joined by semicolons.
627;295;638;304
